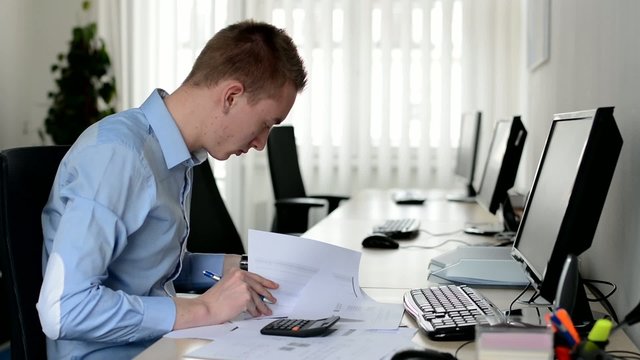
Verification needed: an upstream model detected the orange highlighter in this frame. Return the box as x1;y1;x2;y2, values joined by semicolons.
554;308;581;345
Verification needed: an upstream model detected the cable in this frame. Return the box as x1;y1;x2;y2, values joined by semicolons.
419;228;463;237
607;350;640;359
400;239;476;249
584;279;617;301
454;340;473;358
507;283;532;323
583;278;619;323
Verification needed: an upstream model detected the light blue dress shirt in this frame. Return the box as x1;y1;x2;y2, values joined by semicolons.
37;89;225;359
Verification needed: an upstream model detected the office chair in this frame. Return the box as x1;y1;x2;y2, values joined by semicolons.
0;145;70;360
187;158;245;255
266;126;349;235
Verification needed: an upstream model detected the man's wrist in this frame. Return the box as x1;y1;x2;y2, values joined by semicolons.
239;254;248;270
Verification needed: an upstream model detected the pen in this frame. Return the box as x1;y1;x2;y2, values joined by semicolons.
202;270;221;282
202;270;274;304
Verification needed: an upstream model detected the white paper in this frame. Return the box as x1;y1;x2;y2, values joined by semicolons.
185;327;417;360
171;230;406;358
248;230;363;317
163;322;238;340
247;230;403;329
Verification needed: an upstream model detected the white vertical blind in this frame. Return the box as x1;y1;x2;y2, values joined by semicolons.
98;0;523;241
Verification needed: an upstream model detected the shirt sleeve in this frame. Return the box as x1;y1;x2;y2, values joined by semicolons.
37;144;176;343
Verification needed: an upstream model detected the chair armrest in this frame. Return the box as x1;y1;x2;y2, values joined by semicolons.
275;197;327;210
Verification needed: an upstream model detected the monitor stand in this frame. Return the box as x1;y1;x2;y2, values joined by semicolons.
446;184;476;203
463;197;519;236
540;254;594;328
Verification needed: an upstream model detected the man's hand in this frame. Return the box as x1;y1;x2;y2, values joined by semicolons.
173;268;278;330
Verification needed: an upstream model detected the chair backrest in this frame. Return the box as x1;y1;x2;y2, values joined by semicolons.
266;126;307;200
0;145;70;360
187;159;245;255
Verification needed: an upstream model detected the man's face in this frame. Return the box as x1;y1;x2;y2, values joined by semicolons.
209;82;297;160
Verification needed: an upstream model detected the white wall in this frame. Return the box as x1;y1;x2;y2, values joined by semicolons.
524;0;640;346
0;0;85;150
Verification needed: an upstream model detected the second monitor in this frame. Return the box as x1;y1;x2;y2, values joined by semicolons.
464;116;527;235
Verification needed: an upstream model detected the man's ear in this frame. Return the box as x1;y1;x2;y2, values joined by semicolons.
222;81;244;115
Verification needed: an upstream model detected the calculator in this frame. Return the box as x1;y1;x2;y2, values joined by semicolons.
260;316;340;337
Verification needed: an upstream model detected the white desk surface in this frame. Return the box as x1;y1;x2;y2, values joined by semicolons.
136;189;639;359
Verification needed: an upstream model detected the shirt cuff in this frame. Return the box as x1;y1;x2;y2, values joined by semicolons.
139;296;176;338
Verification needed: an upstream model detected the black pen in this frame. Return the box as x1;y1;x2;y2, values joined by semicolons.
202;270;273;304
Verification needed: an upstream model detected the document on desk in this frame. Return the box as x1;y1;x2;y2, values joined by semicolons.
185;327;418;360
248;230;403;329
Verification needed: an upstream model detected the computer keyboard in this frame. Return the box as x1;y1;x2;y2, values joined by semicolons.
373;218;420;238
403;284;506;341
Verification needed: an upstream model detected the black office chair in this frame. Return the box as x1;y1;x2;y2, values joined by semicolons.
187;159;245;255
0;145;70;360
266;126;349;235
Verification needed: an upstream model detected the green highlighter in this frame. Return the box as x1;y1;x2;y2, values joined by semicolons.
587;318;613;346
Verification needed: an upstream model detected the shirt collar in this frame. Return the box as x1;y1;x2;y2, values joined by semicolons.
141;89;207;169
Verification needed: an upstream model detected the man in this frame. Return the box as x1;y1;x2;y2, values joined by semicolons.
37;20;307;359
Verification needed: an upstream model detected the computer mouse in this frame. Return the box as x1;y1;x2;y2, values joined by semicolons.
361;233;399;249
391;349;457;360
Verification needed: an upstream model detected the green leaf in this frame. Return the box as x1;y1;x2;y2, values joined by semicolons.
44;1;117;145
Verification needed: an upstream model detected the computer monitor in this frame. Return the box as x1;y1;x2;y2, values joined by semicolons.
465;116;527;235
447;112;482;202
511;107;622;324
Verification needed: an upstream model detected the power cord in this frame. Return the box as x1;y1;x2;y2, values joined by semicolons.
583;278;619;323
401;239;475;249
455;340;473;358
607;350;640;359
419;228;464;237
507;283;532;324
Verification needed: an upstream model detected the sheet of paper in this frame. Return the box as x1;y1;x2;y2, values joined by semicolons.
248;230;363;317
163;322;237;340
185;327;418;360
164;312;257;340
247;230;403;329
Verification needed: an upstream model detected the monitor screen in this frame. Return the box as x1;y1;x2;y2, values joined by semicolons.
453;112;482;195
475;116;527;215
511;107;622;322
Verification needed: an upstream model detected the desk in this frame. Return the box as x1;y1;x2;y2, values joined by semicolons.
302;188;500;289
136;189;639;359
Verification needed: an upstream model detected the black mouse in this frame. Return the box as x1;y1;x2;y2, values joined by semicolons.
361;233;399;249
391;349;457;360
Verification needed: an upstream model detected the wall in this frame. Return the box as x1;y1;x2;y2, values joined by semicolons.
524;0;640;346
0;0;85;150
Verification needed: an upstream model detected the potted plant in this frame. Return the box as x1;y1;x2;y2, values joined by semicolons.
42;0;116;145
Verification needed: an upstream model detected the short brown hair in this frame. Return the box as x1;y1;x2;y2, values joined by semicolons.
184;20;307;102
